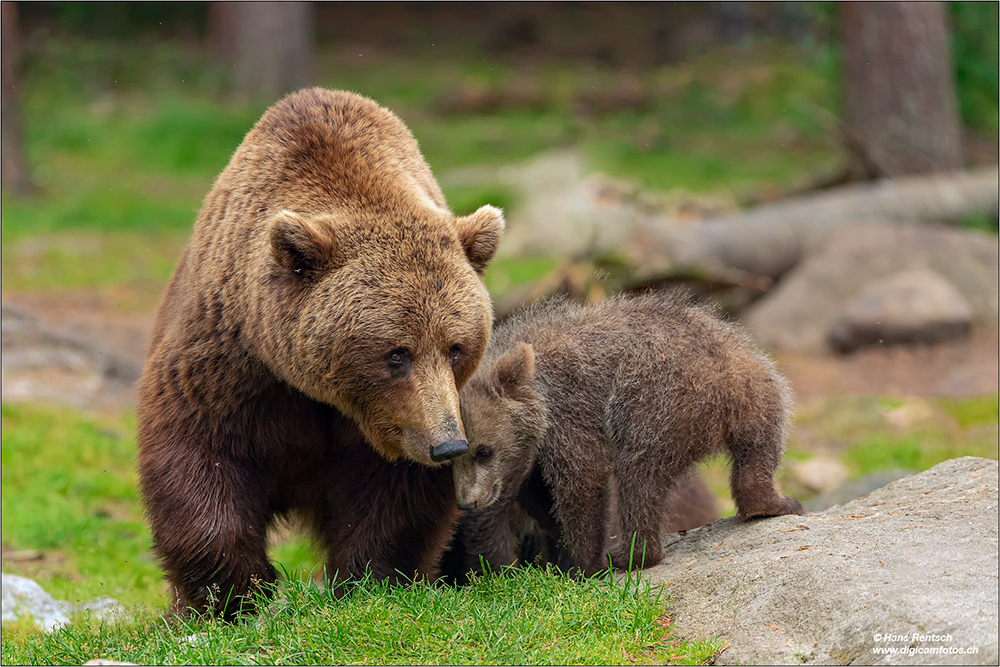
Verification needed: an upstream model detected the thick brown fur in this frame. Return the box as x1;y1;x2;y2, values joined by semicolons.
452;291;803;577
137;88;504;618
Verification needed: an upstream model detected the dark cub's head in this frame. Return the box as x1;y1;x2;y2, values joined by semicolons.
453;342;548;510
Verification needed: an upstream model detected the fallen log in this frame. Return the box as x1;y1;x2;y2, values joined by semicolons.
491;159;997;315
629;167;999;281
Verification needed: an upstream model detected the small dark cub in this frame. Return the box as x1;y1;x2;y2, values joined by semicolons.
452;291;803;576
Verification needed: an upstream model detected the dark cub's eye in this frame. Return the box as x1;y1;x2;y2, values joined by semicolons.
449;345;462;366
474;447;493;463
387;348;410;366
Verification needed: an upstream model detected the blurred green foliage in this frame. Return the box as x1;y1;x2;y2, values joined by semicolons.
950;2;1000;135
3;2;994;311
938;392;1000;430
21;1;208;39
791;393;999;479
6;3;995;248
2;28;853;297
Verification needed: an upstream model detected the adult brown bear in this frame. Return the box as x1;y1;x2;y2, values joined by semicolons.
137;88;504;617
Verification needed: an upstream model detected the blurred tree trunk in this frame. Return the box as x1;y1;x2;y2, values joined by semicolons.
2;1;33;196
208;2;238;63
211;1;314;101
841;2;964;178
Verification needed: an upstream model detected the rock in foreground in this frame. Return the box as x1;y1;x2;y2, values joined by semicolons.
639;457;998;665
1;573;123;632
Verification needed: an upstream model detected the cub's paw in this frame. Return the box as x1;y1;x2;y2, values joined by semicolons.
740;495;804;520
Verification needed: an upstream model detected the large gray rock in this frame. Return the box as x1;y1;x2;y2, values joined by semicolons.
828;269;974;353
803;469;916;512
745;224;998;353
639;457;998;665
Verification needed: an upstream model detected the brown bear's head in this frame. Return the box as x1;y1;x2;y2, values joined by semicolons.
261;203;505;466
222;89;508;466
453;342;548;509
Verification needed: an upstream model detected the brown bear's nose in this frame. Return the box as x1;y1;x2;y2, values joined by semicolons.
430;439;468;462
457;500;477;511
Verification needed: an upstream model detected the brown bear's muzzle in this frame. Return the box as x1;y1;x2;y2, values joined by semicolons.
430;439;468;462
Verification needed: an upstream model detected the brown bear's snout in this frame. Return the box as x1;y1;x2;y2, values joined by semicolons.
430;439;469;462
457;500;478;511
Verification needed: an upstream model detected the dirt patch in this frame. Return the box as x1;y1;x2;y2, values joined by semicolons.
3;291;156;366
1;294;153;414
777;326;999;408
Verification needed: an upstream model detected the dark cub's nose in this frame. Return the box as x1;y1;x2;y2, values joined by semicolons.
430;439;468;462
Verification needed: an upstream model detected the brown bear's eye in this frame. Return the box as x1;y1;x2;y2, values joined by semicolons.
387;349;409;366
474;447;492;463
449;345;461;366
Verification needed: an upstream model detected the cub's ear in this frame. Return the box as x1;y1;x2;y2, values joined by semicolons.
455;205;505;274
493;342;536;399
268;210;339;279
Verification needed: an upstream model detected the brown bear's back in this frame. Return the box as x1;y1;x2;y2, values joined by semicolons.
490;291;790;453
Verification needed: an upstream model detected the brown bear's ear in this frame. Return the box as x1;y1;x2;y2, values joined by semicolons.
455;205;505;274
493;342;536;399
268;210;339;279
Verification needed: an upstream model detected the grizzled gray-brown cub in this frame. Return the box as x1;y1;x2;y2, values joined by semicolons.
452;291;803;576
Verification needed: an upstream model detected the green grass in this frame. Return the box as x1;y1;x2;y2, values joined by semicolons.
1;230;187;300
483;255;562;296
0;404;164;609
787;393;999;480
842;394;999;476
1;570;723;666
938;392;1000;429
578;44;842;197
0;585;715;667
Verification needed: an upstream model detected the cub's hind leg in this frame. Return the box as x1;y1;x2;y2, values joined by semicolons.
726;394;803;519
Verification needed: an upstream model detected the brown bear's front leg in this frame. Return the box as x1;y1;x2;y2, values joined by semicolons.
313;436;459;588
139;425;276;620
539;432;613;577
458;501;523;576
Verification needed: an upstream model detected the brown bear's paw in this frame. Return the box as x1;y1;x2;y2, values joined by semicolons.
739;495;805;520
